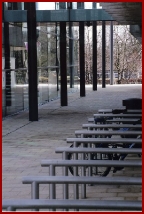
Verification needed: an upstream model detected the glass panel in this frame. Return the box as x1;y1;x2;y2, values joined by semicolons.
37;22;58;103
2;21;28;117
2;19;59;118
66;23;79;92
38;67;49;103
49;68;57;101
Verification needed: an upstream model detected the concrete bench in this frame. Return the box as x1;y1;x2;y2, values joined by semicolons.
41;159;142;169
55;147;142;156
22;175;142;202
98;109;123;114
2;199;142;211
126;109;142;113
98;109;141;114
75;130;142;138
55;147;141;177
88;118;140;123
93;113;142;118
82;124;142;130
41;159;141;199
66;137;142;145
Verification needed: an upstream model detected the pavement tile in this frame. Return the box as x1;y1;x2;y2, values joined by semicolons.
2;84;142;211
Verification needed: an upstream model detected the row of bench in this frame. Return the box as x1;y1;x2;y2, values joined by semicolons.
2;108;142;211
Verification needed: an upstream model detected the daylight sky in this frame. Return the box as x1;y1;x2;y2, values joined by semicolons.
37;2;102;10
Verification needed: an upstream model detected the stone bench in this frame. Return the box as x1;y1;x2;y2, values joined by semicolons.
55;147;142;156
98;109;124;114
82;123;142;130
41;159;142;169
2;199;142;211
98;109;141;114
74;130;142;138
66;137;142;146
41;159;141;199
22;175;141;202
93;113;142;118
88;118;140;123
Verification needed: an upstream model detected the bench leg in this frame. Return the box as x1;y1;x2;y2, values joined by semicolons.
49;165;56;211
81;152;86;199
31;182;39;211
63;152;69;211
7;206;16;211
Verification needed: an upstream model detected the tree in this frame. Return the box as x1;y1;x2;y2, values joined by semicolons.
113;25;142;84
84;24;142;84
85;27;92;83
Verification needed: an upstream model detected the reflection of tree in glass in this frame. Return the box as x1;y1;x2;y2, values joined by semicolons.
14;50;27;84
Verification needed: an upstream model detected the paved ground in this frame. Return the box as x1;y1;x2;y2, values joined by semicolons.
2;84;142;211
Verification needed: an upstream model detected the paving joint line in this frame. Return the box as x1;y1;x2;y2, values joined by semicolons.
2;122;32;137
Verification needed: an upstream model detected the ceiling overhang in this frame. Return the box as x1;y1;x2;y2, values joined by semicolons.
100;2;142;43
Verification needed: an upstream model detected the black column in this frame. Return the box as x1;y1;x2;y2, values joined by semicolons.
79;22;85;97
77;2;84;8
69;22;74;88
24;3;28;10
3;4;11;106
55;22;59;91
12;3;18;10
110;21;114;85
102;21;106;88
27;3;38;121
92;21;97;91
59;2;66;9
68;3;74;88
78;2;85;97
60;22;67;106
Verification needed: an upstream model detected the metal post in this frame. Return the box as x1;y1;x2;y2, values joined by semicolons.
79;21;85;96
7;207;15;211
27;2;38;121
49;165;56;199
77;2;84;9
77;2;85;97
3;3;11;107
92;21;97;90
73;151;79;200
49;165;56;211
12;3;18;10
62;151;69;211
31;182;39;199
60;22;67;106
31;181;39;211
68;3;74;88
92;2;97;91
110;21;114;85
81;143;86;199
59;2;66;9
88;143;93;177
63;152;69;200
69;23;74;88
102;21;106;88
55;22;59;91
73;142;79;211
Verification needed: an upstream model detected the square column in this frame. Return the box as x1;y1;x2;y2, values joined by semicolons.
102;21;106;88
27;3;38;121
60;22;67;106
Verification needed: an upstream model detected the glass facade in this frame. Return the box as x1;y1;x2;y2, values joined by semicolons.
2;2;79;118
2;2;141;119
2;21;29;117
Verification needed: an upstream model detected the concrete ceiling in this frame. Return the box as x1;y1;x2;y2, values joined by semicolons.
100;2;142;25
100;2;142;43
